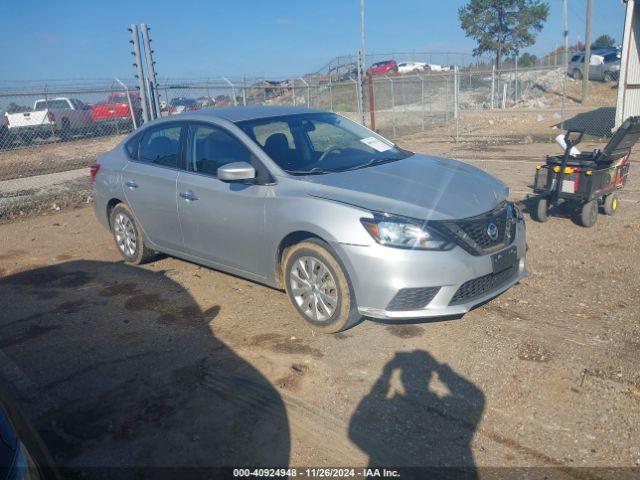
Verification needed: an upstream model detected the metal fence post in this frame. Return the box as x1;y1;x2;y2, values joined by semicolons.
420;75;425;131
299;77;310;108
388;76;396;137
454;66;459;142
514;55;518;104
242;76;247;106
491;65;496;109
140;23;161;120
129;24;149;123
350;77;361;119
329;77;333;111
115;77;137;129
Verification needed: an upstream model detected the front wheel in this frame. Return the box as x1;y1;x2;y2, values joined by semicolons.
603;193;619;215
579;200;598;227
109;203;156;264
283;240;359;333
533;197;549;222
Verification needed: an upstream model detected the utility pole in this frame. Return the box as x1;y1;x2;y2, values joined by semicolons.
561;0;569;128
582;0;592;103
356;0;366;126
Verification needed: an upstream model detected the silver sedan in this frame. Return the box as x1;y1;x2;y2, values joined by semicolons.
92;106;527;333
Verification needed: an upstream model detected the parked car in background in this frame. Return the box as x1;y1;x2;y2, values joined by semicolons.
4;97;93;144
92;92;142;133
196;96;216;108
428;64;452;72
214;94;233;107
368;60;398;76
397;61;429;74
168;98;201;115
92;106;526;333
0;112;12;149
568;49;621;82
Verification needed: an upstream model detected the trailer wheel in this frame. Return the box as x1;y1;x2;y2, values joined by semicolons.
579;200;598;227
603;193;619;216
533;197;549;222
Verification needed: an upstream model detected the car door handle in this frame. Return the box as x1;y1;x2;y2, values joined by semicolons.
125;180;138;189
179;190;199;201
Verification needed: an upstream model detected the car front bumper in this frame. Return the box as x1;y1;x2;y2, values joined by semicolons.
335;221;527;320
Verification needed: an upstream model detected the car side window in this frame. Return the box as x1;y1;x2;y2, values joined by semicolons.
186;124;253;176
139;125;182;168
125;136;139;160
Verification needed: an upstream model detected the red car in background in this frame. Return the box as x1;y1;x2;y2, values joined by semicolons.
368;60;399;76
92;92;142;132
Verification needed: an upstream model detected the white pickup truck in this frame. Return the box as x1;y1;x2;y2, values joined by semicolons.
4;97;93;144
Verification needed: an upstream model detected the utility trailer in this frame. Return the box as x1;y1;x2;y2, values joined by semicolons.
532;116;639;227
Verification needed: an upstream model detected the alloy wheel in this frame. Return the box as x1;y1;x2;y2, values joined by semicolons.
113;212;137;257
289;255;338;323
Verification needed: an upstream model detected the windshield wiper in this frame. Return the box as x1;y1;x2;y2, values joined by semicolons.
287;167;333;175
338;156;400;172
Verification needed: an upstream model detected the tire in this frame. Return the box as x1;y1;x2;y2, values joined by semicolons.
579;200;598;227
283;240;360;333
533;197;549;223
60;119;71;141
603;193;619;216
19;133;33;146
109;203;156;264
573;69;583;80
603;72;614;83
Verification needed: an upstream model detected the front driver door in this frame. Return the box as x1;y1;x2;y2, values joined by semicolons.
123;123;184;251
176;122;269;279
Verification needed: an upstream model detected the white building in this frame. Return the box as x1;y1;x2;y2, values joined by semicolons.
615;0;640;128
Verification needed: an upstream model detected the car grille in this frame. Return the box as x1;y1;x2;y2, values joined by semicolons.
439;203;516;256
449;263;518;306
386;287;440;311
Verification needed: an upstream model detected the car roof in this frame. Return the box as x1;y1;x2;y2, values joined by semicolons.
159;105;326;123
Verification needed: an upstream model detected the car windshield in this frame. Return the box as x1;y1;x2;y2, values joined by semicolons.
237;112;412;175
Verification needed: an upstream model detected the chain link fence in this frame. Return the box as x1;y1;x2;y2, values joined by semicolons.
0;65;619;222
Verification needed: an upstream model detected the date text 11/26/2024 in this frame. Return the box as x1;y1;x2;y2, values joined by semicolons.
233;468;401;478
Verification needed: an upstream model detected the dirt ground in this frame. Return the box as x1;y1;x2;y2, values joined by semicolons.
0;136;639;477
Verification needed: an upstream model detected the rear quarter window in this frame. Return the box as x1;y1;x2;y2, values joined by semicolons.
125;136;139;160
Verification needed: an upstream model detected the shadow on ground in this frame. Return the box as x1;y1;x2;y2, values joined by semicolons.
0;260;290;478
349;350;484;478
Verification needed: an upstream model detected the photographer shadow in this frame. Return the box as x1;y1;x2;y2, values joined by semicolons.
349;350;484;477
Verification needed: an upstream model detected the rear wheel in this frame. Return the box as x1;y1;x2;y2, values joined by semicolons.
283;240;359;333
579;200;598;227
533;197;549;222
109;203;156;264
573;69;583;80
19;133;33;145
60;118;72;141
603;193;619;215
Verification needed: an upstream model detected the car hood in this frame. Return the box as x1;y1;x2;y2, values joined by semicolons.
299;153;509;220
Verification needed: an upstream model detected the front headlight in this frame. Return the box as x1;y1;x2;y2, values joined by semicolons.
360;214;454;250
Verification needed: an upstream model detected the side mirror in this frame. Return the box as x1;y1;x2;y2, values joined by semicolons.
217;162;256;182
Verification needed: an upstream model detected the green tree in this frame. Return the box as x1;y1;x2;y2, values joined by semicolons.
518;52;538;67
459;0;550;69
592;34;615;49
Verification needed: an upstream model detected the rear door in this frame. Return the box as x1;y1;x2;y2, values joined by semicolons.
176;122;269;277
123;123;184;251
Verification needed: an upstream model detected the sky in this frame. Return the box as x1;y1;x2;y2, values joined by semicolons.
0;0;628;81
